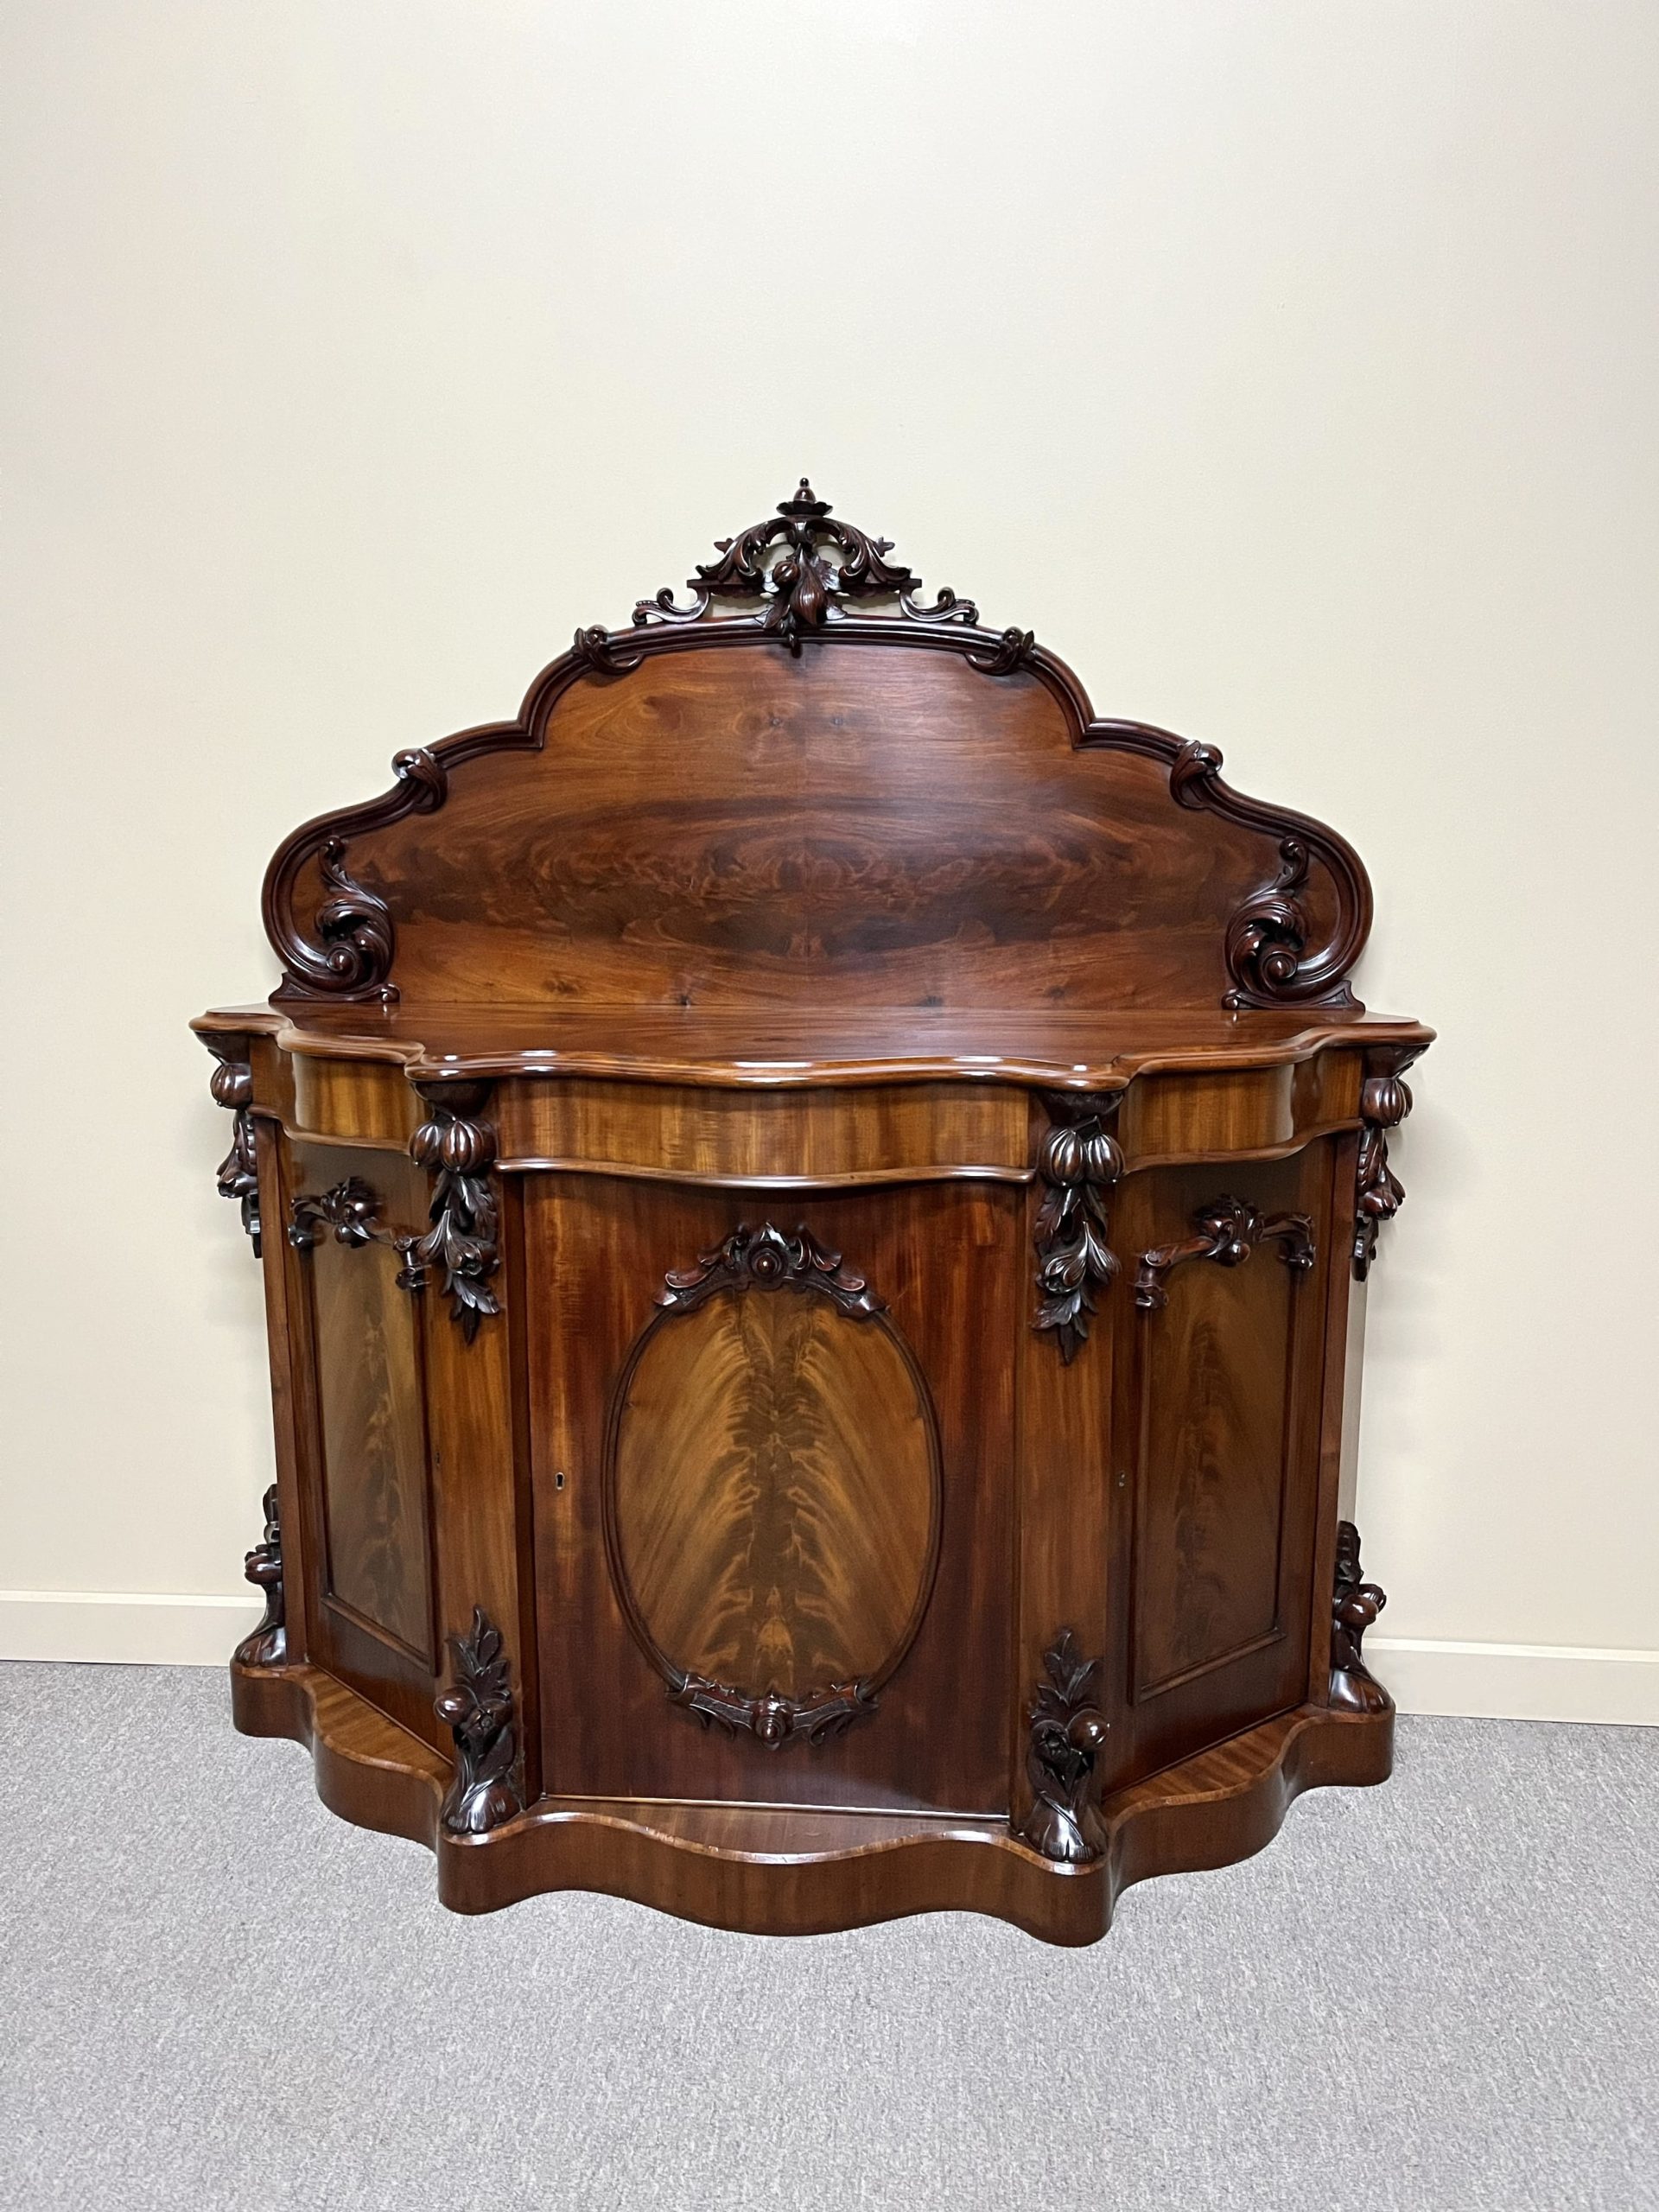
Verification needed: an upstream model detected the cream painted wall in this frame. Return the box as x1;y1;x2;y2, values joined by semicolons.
3;2;1656;1718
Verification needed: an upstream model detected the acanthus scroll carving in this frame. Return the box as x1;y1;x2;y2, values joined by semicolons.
656;1222;882;1320
627;479;1025;661
668;1670;878;1751
233;1484;286;1669
287;1103;500;1340
435;1606;523;1834
270;837;397;1004
1353;1047;1422;1281
1033;1092;1122;1363
1016;1629;1109;1864
1330;1521;1390;1713
1224;837;1311;1008
287;1177;424;1291
1135;1196;1315;1313
206;1049;261;1255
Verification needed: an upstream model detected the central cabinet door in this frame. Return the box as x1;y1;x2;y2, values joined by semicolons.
525;1173;1019;1814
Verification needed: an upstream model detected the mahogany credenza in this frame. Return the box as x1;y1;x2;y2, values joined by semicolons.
194;481;1431;1944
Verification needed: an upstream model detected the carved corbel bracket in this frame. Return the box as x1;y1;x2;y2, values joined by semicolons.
1353;1046;1423;1280
204;1046;262;1255
408;1082;501;1340
1016;1629;1109;1864
435;1606;523;1834
1033;1091;1123;1363
667;1669;878;1750
1135;1196;1315;1313
1330;1521;1390;1713
233;1484;286;1669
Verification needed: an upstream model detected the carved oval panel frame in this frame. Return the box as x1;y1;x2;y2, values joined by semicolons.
600;1224;945;1751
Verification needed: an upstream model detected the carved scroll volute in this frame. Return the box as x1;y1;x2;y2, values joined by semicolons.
233;1484;286;1669
1033;1092;1123;1362
1353;1046;1423;1281
1016;1630;1109;1864
203;1041;261;1255
435;1606;523;1834
407;1081;500;1340
1134;1196;1316;1313
267;836;397;1005
1167;739;1372;1011
1329;1522;1390;1713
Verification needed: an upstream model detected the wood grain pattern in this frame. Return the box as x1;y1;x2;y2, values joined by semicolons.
309;1221;434;1662
609;1282;939;1707
1113;1151;1331;1783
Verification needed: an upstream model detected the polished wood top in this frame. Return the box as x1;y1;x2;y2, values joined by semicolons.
193;1001;1433;1090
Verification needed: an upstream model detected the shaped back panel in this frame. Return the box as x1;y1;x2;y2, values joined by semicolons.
262;486;1370;1013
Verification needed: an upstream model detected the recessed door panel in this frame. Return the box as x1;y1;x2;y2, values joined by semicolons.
1135;1250;1294;1695
288;1141;441;1743
530;1180;1016;1815
312;1231;433;1661
1114;1149;1332;1783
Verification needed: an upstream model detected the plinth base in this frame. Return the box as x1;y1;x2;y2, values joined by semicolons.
232;1661;1393;1946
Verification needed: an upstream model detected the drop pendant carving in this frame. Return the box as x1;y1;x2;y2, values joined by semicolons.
233;1484;286;1669
206;1050;261;1254
1033;1092;1122;1362
1353;1049;1422;1280
435;1607;523;1834
1330;1522;1390;1713
1017;1630;1109;1864
408;1084;500;1339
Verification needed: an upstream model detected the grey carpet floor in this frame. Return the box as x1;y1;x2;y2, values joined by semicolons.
1;1666;1655;2212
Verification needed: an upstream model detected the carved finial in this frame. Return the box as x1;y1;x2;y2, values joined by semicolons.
779;478;830;518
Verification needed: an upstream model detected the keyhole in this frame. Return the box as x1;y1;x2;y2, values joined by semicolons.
555;1470;566;1491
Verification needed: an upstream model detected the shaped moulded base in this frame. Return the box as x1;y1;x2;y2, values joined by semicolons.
231;1661;1393;1946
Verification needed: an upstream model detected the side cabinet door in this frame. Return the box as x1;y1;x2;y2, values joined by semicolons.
1111;1147;1333;1783
527;1175;1018;1815
285;1141;442;1747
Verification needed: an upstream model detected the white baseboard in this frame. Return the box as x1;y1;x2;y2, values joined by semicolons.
3;1598;1656;1724
0;1591;262;1666
1370;1637;1659;1726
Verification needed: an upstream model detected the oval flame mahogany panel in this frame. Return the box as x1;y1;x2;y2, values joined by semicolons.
607;1286;941;1706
